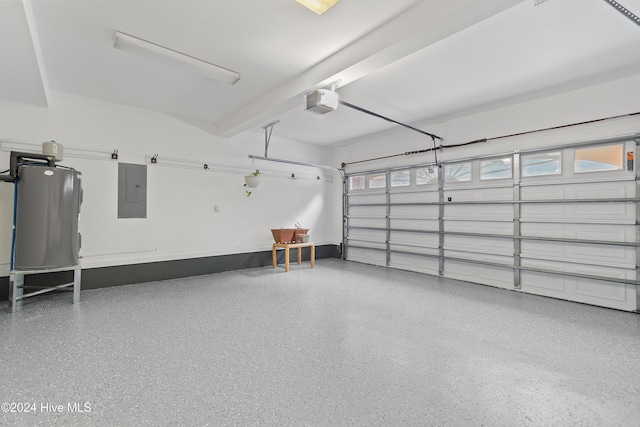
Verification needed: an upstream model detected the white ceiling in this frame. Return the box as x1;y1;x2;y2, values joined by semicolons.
2;0;640;146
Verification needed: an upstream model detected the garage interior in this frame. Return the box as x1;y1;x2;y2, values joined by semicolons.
1;0;640;425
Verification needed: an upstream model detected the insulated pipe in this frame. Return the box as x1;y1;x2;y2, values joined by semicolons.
10;182;17;271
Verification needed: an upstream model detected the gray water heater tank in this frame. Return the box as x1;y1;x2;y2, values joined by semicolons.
13;165;82;270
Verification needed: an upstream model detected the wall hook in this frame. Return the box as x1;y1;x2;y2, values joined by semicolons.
151;154;158;164
111;149;119;160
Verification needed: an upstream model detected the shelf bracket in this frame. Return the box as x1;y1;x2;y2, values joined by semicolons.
263;120;280;158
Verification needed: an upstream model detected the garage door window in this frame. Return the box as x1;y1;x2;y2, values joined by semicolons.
369;173;387;189
390;170;410;187
416;166;438;185
445;163;471;182
481;158;512;180
575;144;623;173
349;175;366;190
522;152;561;176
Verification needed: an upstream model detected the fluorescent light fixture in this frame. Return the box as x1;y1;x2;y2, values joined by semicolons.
112;31;240;85
296;0;340;15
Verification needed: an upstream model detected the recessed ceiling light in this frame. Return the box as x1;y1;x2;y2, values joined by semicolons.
112;31;240;85
296;0;340;15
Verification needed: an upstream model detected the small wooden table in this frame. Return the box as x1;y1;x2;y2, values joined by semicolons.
272;242;315;272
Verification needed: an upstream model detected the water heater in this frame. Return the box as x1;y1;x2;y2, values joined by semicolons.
13;165;82;270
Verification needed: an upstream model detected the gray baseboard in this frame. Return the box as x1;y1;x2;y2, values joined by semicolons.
0;244;341;301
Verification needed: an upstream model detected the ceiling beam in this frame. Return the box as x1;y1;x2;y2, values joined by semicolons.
217;0;525;138
22;0;51;106
0;1;49;107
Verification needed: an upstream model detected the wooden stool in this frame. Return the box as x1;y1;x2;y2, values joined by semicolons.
272;242;315;272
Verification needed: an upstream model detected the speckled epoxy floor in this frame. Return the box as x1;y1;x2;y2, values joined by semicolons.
0;259;639;426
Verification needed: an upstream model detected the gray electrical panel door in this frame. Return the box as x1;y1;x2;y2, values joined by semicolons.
14;165;82;270
118;163;147;218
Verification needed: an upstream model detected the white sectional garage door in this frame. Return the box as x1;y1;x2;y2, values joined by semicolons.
344;136;639;312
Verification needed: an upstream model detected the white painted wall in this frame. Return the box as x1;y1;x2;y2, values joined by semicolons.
335;73;640;170
2;73;638;279
0;92;342;275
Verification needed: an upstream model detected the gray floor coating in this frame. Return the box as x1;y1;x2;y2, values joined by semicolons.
1;259;639;426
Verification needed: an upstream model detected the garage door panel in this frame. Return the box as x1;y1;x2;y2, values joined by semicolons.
572;243;634;264
521;258;635;280
348;218;386;228
445;205;512;221
347;240;386;251
521;271;636;311
444;249;512;265
521;181;634;200
391;192;438;203
521;241;565;257
521;203;633;223
574;279;629;301
446;220;513;236
390;231;439;248
574;184;633;199
521;182;634;222
520;270;565;292
347;228;386;243
349;205;386;216
521;223;634;242
578;262;635;281
521;185;564;200
390;205;438;219
521;204;564;218
445;235;512;256
521;241;635;267
569;202;634;220
444;260;513;289
444;187;513;202
390;218;438;231
390;253;439;275
347;247;386;266
390;244;439;256
575;280;635;309
575;227;635;242
348;194;386;205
